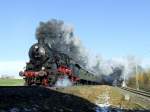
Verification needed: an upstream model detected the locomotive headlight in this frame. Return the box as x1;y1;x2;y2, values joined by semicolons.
35;45;38;49
42;67;45;70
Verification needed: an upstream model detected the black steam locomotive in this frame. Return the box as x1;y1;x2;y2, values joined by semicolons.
19;39;100;86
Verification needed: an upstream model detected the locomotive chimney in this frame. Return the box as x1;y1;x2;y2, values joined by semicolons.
38;38;45;45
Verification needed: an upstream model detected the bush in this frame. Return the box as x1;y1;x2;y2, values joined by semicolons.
0;75;15;79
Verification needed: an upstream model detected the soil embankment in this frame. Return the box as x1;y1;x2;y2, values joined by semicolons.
0;85;149;112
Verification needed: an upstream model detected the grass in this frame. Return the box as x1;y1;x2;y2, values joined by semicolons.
0;79;24;86
57;85;145;109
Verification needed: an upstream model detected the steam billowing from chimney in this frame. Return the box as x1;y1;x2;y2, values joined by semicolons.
36;19;88;66
35;19;143;85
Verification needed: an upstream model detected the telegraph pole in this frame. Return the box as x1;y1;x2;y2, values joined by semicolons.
122;64;127;87
136;64;139;90
122;73;127;87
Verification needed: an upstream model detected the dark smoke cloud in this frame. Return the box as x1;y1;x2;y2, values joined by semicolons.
36;19;88;66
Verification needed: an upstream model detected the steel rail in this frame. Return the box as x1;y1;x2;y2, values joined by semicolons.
120;87;150;98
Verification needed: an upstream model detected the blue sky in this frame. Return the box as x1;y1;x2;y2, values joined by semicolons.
0;0;150;76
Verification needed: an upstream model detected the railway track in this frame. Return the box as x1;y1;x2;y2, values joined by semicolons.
120;87;150;98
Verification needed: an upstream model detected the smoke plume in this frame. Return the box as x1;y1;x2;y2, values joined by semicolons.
90;55;142;84
36;19;88;66
36;19;143;85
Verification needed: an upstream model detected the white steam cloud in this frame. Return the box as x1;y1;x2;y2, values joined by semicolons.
55;76;72;87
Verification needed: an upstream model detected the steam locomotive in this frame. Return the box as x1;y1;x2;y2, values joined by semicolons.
19;39;100;86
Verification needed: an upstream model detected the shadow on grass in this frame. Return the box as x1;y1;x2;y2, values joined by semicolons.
0;86;149;112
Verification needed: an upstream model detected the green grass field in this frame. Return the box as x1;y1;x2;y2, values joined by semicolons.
0;79;24;86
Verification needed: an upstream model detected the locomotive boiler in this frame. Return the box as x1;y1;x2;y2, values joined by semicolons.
19;39;100;86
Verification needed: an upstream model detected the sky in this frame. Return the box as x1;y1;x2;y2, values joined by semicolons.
0;0;150;77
